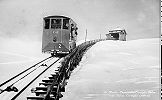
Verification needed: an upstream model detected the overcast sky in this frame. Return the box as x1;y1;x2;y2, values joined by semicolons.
0;0;160;42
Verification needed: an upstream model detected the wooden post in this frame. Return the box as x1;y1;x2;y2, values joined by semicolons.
85;29;87;42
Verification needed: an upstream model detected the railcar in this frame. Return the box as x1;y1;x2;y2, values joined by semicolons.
42;15;78;57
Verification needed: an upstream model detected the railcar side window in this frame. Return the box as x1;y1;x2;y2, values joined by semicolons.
44;19;50;29
63;19;69;29
51;19;61;29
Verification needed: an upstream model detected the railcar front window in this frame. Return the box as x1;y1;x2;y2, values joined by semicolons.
44;19;50;29
63;19;69;29
51;19;61;29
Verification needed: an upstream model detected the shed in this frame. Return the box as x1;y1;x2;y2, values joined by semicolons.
106;27;127;41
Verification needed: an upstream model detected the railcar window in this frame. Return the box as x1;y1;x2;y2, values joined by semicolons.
51;19;61;29
63;19;69;29
44;19;50;29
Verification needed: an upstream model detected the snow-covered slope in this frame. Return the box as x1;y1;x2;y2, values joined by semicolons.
62;38;160;100
0;37;49;83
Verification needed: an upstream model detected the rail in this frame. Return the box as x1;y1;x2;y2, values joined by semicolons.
0;56;61;100
27;39;106;100
0;56;52;88
12;58;60;100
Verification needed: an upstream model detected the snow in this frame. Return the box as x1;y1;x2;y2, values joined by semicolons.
112;27;125;31
0;37;160;100
0;37;51;99
0;37;50;84
61;38;160;100
0;57;61;100
76;39;90;46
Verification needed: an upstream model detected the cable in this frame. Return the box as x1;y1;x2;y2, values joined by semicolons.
0;56;51;87
0;57;53;94
11;58;60;100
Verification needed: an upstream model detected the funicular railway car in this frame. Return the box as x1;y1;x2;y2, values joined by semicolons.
42;16;78;57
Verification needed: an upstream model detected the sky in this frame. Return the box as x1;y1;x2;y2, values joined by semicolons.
0;0;160;42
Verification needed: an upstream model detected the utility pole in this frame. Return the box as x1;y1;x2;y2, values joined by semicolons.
85;29;87;42
100;34;101;40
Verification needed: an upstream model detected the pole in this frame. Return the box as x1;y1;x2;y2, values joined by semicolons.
85;29;87;42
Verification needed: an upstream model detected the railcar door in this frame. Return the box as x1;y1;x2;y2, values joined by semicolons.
51;18;69;53
51;18;62;43
62;18;70;51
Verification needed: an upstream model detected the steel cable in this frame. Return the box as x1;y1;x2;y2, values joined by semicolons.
0;56;51;87
11;58;60;100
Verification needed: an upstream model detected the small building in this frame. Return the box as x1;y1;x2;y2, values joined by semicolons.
106;27;127;41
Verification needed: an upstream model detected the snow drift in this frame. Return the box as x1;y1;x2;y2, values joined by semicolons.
61;38;160;100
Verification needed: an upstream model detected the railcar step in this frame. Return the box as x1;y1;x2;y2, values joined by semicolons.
36;86;57;91
55;69;59;71
27;96;55;100
51;73;59;76
27;96;44;100
57;66;61;68
42;79;55;83
55;69;60;71
50;74;58;76
57;66;62;68
48;76;57;79
35;91;57;96
39;82;58;86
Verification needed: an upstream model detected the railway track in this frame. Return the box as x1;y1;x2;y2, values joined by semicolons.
26;45;91;100
0;39;104;100
0;56;61;100
27;59;67;100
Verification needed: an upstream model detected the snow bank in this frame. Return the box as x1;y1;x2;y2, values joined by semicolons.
61;38;160;100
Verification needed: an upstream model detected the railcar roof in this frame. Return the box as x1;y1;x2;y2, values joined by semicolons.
44;15;70;19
